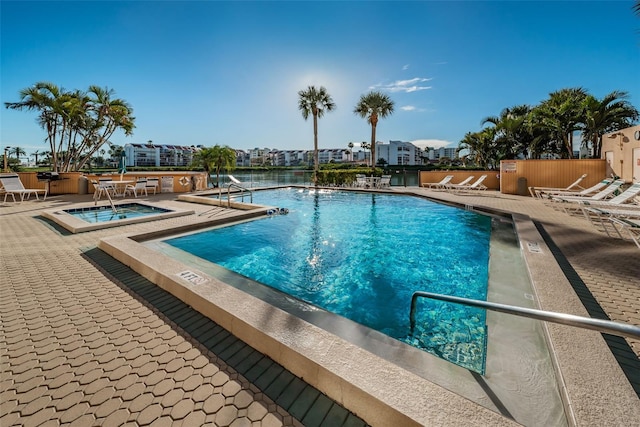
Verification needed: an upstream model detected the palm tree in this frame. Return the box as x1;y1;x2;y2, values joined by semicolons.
482;105;533;160
5;82;63;170
354;91;394;171
31;150;42;165
530;88;588;158
298;86;336;185
5;82;135;172
580;91;638;158
192;145;236;187
10;146;26;162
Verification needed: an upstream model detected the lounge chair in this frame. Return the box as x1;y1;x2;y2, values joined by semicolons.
422;175;453;189
443;175;475;190
448;175;487;192
609;217;640;250
580;205;640;235
528;173;587;198
533;177;612;200
549;179;626;213
550;179;624;203
574;182;640;208
0;173;48;203
125;179;148;197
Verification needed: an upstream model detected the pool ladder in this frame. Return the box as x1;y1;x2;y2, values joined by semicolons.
226;183;253;206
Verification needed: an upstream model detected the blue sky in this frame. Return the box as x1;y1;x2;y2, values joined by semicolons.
2;0;639;158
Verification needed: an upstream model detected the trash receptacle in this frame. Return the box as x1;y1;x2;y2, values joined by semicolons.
78;176;88;195
517;177;528;196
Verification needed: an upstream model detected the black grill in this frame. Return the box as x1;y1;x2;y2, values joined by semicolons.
36;172;61;181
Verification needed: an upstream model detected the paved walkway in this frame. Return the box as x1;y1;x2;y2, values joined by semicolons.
1;189;638;426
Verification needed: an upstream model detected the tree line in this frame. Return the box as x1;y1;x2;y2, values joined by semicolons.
458;88;639;169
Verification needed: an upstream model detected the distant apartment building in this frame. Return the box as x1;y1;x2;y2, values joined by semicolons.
124;143;198;167
376;140;423;166
272;150;307;166
318;149;350;164
248;147;271;166
425;147;458;161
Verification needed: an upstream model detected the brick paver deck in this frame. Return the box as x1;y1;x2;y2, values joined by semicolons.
1;188;639;426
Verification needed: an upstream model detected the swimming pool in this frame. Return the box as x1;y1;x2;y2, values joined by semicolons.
164;188;491;372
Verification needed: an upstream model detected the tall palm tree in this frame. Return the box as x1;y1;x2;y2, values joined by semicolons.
298;86;336;185
581;91;638;158
354;91;394;170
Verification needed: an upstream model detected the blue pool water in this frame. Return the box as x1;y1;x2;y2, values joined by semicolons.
165;188;491;372
66;203;171;223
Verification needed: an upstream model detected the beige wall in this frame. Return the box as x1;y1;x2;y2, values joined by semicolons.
500;159;607;195
601;125;640;183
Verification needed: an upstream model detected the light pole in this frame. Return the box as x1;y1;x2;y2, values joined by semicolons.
3;146;10;172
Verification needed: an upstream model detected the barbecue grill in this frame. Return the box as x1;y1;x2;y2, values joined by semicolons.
37;172;62;194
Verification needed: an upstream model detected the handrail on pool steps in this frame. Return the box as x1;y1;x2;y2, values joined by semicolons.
409;291;640;340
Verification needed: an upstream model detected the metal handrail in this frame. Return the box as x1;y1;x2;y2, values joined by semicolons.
226;183;252;207
409;291;640;340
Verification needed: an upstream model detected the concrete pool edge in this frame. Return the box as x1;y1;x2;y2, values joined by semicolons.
512;213;640;425
98;233;519;426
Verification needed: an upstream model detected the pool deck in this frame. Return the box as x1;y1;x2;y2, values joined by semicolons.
1;188;638;426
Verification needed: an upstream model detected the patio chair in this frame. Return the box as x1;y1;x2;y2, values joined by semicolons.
0;173;48;203
422;175;453;189
355;174;367;188
91;179;115;200
145;178;159;194
378;175;391;188
528;173;587;198
533;178;611;200
448;175;488;192
125;179;148;197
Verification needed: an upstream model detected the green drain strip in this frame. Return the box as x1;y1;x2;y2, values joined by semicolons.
84;247;368;427
534;222;640;397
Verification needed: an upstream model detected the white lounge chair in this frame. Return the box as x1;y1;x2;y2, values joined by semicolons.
549;180;626;214
448;175;487;192
609;217;640;250
550;180;624;203
528;173;587;198
0;173;48;203
444;175;475;190
422;175;453;189
533;177;612;200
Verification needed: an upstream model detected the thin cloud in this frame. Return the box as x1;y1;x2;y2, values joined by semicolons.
401;105;416;111
370;77;433;93
402;64;410;70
